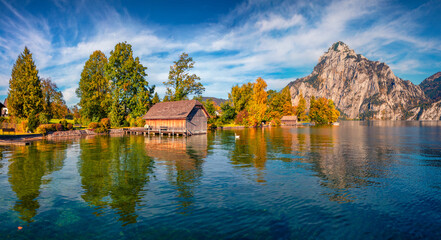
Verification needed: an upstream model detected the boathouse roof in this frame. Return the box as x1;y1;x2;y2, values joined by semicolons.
142;100;210;120
281;116;297;121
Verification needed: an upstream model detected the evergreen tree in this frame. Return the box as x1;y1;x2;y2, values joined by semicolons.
106;42;154;126
151;92;161;105
76;50;111;121
8;47;43;119
164;52;204;101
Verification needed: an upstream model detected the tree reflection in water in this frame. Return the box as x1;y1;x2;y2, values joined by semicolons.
145;135;207;214
7;140;69;222
229;128;268;183
78;135;155;226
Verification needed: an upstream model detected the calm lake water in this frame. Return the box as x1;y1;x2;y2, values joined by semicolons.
1;121;441;239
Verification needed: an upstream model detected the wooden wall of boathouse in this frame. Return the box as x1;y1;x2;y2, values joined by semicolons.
145;119;186;130
186;106;208;134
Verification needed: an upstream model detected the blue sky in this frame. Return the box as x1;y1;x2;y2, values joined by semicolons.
1;0;440;106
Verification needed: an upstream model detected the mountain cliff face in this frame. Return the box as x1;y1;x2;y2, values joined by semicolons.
288;41;428;120
420;72;441;102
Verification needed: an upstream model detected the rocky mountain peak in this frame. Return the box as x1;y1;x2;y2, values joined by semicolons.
329;41;351;52
317;41;364;67
288;42;426;120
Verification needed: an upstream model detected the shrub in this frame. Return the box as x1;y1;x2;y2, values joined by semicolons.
271;118;281;127
100;118;111;130
88;122;99;129
94;126;108;133
74;118;80;125
60;119;68;130
36;124;56;135
67;123;73;130
36;125;48;135
56;123;64;131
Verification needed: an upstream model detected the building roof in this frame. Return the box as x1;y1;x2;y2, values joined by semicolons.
142;100;210;120
281;115;297;121
0;102;5;109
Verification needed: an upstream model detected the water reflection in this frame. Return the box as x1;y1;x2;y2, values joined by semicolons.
224;124;398;202
229;129;268;183
7;141;69;222
78;136;155;225
145;135;207;214
291;125;398;202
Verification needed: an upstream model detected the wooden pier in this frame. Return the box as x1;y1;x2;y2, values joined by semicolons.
124;127;191;137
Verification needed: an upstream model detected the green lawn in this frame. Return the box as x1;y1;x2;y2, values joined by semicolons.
49;119;76;124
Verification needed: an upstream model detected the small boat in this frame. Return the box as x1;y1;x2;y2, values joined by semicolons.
332;122;340;126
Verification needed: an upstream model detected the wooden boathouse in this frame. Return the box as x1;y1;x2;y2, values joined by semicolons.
280;115;298;126
141;100;210;136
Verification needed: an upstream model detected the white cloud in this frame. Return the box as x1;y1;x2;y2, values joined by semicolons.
256;14;304;32
0;0;440;106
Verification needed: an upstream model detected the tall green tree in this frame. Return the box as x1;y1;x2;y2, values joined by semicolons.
203;99;216;117
41;78;67;121
8;47;43;119
106;42;154;126
219;101;236;124
76;50;111;121
164;52;204;101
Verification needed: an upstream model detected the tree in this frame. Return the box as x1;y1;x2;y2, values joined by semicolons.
247;77;268;126
106;42;154;126
266;87;293;125
203;99;216;117
151;92;161;105
219;101;236;124
41;78;67;121
71;105;81;119
309;96;340;124
164;52;204;101
295;93;308;121
7;47;43;119
229;82;253;114
76;50;111;121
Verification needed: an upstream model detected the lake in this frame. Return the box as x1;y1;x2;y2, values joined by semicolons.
1;121;441;239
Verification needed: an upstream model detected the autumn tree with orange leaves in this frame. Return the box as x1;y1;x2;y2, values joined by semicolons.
247;77;268;126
